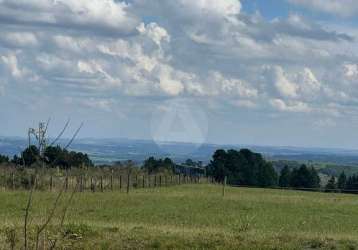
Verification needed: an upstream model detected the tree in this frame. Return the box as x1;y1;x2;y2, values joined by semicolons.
308;167;320;188
345;175;358;190
257;162;278;187
0;154;9;164
185;159;195;166
290;165;320;188
44;146;93;169
279;166;291;187
22;145;40;166
337;171;347;190
325;176;337;191
207;149;228;183
142;157;175;174
207;149;277;187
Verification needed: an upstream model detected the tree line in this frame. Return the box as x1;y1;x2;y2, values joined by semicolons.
278;165;320;188
1;146;325;190
141;157;205;176
0;145;93;168
324;171;358;191
206;149;322;189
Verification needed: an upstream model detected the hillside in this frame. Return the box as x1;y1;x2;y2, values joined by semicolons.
1;185;358;249
2;137;358;166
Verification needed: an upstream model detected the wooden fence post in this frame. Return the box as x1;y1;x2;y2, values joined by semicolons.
126;172;130;194
11;172;15;190
154;175;157;187
90;177;95;192
65;176;68;192
222;176;227;197
100;176;104;192
110;170;114;191
50;175;53;191
119;175;122;191
142;175;145;188
83;175;86;191
159;176;162;187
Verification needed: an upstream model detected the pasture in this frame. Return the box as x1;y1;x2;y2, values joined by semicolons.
1;184;358;249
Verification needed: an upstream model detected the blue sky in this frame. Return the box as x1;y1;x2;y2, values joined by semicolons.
1;0;358;148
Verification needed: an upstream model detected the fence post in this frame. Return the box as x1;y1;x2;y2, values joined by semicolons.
142;175;145;188
84;175;86;191
222;176;227;197
11;172;15;190
83;175;86;191
65;175;68;192
100;176;104;192
119;175;122;191
90;177;95;192
126;172;130;194
154;175;157;187
135;175;138;189
111;170;114;191
159;176;162;187
50;175;53;191
178;175;181;185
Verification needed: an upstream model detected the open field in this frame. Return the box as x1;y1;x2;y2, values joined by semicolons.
1;184;358;249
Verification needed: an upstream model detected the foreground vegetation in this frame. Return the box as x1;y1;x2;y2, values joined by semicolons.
1;184;358;249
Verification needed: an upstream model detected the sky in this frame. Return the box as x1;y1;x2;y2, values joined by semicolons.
1;0;358;149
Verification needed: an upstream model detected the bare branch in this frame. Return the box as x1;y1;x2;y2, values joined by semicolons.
49;182;79;250
44;118;51;135
49;119;70;147
64;122;83;150
24;177;35;250
35;179;66;250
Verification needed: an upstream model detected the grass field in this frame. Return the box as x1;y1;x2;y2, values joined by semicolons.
1;184;358;249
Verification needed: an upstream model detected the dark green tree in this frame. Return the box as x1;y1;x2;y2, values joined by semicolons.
142;157;175;174
279;166;291;187
290;165;320;188
337;171;347;190
207;149;277;187
346;175;358;190
308;167;320;188
22;145;40;166
325;176;337;191
257;162;278;187
0;154;9;164
207;149;229;183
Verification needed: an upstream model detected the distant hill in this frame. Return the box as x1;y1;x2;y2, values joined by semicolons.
2;136;358;167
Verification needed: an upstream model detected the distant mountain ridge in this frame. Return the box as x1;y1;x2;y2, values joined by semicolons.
1;136;358;165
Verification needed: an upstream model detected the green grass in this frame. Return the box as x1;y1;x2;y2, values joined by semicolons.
1;185;358;249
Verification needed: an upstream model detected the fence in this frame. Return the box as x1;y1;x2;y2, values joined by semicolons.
228;184;358;195
0;168;214;192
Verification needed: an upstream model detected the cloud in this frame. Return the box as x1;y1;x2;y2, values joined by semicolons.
288;0;358;17
0;32;39;48
270;99;312;113
1;53;24;78
0;0;139;36
137;22;170;47
133;0;241;21
1;0;358;143
273;66;299;98
176;0;241;18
